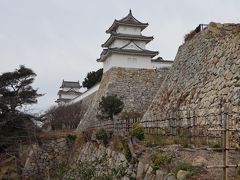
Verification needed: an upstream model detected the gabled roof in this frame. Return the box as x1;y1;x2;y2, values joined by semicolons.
97;47;158;62
106;10;148;33
60;80;81;88
102;32;153;47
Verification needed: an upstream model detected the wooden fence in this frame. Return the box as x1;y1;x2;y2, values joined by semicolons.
89;99;240;180
89;99;239;146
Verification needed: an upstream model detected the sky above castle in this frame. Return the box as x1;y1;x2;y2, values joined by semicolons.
0;0;239;114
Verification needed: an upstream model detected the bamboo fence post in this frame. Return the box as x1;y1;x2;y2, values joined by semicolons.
223;101;229;180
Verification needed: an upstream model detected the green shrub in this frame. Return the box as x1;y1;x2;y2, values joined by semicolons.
151;152;173;170
96;128;108;145
143;135;165;147
173;137;191;148
132;123;144;140
99;95;124;120
211;143;221;148
67;134;77;141
210;143;222;152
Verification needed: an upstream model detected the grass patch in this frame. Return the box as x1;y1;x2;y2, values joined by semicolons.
173;137;191;148
143;135;175;147
143;135;164;147
210;142;222;152
151;151;173;171
184;30;197;42
111;135;123;152
39;130;81;140
121;137;132;162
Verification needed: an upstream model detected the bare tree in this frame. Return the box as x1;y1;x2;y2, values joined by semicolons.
46;102;82;130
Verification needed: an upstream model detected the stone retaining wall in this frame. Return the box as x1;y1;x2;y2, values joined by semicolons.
23;138;70;178
77;67;170;130
143;23;240;130
23;138;135;179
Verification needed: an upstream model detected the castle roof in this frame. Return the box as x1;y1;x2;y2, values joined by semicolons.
102;32;153;48
60;80;81;88
97;48;158;62
106;10;148;33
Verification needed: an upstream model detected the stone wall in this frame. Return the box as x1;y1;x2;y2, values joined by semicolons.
77;67;169;130
143;23;240;128
23;137;70;178
23;137;135;179
77;91;96;120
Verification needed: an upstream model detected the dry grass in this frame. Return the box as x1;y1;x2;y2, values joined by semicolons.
0;157;17;179
184;30;197;42
110;135;123;152
39;130;82;140
143;135;175;147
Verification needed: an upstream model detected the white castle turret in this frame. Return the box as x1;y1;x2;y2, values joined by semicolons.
97;10;173;72
55;80;81;105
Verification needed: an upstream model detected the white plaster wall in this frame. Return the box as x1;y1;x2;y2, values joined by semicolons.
110;39;146;49
110;39;129;48
151;62;173;69
135;41;146;49
116;25;141;35
62;87;80;92
103;54;152;72
61;93;78;100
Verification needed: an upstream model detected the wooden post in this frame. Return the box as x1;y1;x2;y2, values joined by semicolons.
193;111;196;142
169;112;173;137
207;99;239;180
223;101;229;180
187;109;191;139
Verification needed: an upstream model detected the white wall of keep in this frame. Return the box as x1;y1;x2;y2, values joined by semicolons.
103;54;152;72
110;39;129;48
60;93;79;100
135;41;146;49
110;40;146;49
116;25;141;35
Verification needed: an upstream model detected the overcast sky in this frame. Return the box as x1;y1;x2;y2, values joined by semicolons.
0;0;239;114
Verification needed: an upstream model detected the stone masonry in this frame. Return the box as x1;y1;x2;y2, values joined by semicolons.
142;23;240;130
77;67;169;130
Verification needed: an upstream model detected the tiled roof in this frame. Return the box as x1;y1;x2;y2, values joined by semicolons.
118;9;147;25
60;80;81;88
106;10;148;33
97;48;158;62
102;33;153;47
